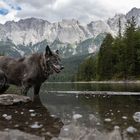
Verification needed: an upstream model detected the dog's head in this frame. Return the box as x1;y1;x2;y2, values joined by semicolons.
43;45;64;74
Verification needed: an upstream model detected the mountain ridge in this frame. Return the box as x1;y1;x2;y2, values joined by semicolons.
0;7;140;58
0;8;140;45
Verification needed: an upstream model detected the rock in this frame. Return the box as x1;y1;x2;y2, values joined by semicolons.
104;118;112;122
73;114;82;120
0;96;63;139
29;109;35;112
30;122;43;129
2;114;12;120
122;116;127;120
133;112;140;122
126;126;137;134
0;94;31;105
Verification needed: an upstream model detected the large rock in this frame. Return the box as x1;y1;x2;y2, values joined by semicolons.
0;94;31;105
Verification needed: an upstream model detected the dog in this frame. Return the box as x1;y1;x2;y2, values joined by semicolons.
0;45;64;95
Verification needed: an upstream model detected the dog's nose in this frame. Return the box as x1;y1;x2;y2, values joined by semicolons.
60;66;64;70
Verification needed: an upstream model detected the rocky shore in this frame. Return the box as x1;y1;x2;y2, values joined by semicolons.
0;94;63;140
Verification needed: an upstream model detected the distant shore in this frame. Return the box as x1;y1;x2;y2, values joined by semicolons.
47;80;140;84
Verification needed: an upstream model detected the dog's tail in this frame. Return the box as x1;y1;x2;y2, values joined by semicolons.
0;70;9;93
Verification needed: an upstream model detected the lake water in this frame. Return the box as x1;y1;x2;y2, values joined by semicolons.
1;82;140;140
39;82;140;140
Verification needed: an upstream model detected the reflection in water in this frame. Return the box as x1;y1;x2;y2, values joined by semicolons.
40;91;140;140
0;96;63;140
45;82;140;92
1;82;140;140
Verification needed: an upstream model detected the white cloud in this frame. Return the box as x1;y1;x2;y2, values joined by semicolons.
0;0;21;24
0;10;19;24
1;0;140;24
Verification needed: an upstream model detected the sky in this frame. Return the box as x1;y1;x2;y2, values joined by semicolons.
0;0;140;24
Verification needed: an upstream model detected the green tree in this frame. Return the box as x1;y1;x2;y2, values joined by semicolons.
97;34;114;80
76;56;97;81
124;16;137;77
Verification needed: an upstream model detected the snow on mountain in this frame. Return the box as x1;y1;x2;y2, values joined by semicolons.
87;20;111;37
0;18;92;45
0;8;140;57
126;7;140;26
107;14;126;36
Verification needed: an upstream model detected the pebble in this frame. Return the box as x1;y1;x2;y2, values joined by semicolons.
96;122;101;125
126;126;137;134
114;126;120;129
133;112;140;122
2;114;7;117
2;114;12;120
30;113;36;117
73;114;82;119
30;122;43;129
122;116;127;120
29;109;35;113
64;128;69;131
104;118;111;122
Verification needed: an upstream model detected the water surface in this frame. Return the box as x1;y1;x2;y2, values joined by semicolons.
1;82;140;140
38;82;140;140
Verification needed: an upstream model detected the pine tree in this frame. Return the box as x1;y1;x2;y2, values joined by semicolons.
118;18;122;38
97;34;114;80
124;16;137;77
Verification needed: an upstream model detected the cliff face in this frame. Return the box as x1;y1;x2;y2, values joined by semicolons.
0;8;140;57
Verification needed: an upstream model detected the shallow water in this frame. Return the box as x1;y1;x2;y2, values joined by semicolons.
45;82;140;92
39;83;140;140
1;82;140;140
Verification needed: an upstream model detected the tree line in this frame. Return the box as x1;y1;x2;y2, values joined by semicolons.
76;17;140;81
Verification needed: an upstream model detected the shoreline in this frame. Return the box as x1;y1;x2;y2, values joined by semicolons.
47;91;140;95
47;80;140;84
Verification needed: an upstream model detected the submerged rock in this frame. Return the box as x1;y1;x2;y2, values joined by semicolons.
0;94;31;105
2;114;12;120
30;122;43;129
133;112;140;122
104;118;112;122
126;126;137;134
73;114;82;120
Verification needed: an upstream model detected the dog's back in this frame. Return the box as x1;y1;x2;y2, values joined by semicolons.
0;56;26;85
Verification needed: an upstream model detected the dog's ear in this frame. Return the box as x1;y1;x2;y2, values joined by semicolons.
56;50;59;55
45;45;52;56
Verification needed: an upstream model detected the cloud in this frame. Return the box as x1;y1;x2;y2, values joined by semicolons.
1;0;140;24
0;10;18;24
0;0;21;23
0;8;9;15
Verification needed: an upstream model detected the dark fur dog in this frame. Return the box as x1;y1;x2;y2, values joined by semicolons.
0;46;64;95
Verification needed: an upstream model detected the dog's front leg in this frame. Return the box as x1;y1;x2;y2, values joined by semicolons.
21;80;31;95
22;85;30;95
34;84;41;95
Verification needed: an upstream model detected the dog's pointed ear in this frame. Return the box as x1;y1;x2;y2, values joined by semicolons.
56;50;59;55
45;45;52;56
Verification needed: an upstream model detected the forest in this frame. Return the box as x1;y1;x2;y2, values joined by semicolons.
76;17;140;81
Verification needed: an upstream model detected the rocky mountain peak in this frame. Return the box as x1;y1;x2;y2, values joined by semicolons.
127;7;140;16
126;7;140;25
0;7;140;58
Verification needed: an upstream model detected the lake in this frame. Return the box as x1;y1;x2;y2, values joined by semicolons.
1;82;140;140
39;82;140;139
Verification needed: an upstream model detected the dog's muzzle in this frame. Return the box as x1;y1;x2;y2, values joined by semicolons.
52;64;64;73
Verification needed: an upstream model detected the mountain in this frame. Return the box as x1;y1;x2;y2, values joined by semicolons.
0;7;140;58
0;18;92;45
